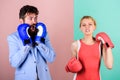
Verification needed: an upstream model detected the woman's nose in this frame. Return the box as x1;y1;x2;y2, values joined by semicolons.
85;25;89;28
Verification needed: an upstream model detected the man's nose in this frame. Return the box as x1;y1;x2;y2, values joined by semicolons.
32;21;36;24
32;19;37;24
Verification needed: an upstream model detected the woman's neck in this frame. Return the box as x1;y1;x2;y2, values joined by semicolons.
82;36;95;45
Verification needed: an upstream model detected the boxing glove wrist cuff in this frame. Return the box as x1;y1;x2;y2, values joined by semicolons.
23;39;32;46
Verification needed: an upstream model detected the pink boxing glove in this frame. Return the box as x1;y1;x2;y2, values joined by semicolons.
65;57;82;73
96;32;114;48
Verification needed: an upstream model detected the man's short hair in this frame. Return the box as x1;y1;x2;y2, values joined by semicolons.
19;5;39;19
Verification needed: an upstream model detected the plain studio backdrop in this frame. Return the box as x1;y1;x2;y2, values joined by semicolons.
74;0;120;80
1;0;120;80
0;0;73;80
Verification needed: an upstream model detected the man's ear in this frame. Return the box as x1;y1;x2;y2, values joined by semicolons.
19;18;24;24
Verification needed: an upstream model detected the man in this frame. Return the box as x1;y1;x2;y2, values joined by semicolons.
7;5;56;80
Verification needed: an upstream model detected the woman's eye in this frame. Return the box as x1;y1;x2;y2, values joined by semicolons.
89;24;92;26
82;24;86;27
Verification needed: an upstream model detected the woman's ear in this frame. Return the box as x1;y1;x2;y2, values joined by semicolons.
19;18;24;24
94;26;96;30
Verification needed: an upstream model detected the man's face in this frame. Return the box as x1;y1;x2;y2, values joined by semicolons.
22;13;38;32
24;13;38;25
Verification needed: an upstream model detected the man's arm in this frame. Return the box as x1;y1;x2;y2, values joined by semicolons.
7;33;31;68
36;33;56;63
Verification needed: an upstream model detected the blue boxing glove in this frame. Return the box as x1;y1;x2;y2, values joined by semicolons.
17;23;32;46
35;22;47;43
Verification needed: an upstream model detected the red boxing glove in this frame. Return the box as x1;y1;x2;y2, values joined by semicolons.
96;32;114;48
65;57;82;73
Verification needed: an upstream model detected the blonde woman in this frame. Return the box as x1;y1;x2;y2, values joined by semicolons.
66;16;114;80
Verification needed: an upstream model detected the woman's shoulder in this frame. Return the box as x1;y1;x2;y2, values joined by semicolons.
72;40;78;46
71;40;81;50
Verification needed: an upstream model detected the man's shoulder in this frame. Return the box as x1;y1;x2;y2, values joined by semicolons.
8;31;18;36
7;31;19;40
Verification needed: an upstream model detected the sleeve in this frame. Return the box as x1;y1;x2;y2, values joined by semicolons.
36;33;56;63
7;33;32;68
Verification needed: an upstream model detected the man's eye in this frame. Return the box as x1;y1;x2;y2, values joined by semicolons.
34;17;37;21
28;17;32;20
30;18;32;20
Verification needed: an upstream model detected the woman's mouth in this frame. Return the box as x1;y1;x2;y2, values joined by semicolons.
85;29;90;32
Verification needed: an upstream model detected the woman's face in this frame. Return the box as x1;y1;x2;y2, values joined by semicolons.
80;18;96;36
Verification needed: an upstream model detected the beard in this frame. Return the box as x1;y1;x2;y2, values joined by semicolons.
28;24;38;42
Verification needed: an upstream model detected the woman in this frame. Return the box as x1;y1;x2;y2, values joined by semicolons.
67;16;114;80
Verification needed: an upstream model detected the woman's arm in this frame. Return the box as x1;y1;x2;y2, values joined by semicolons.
102;46;113;69
71;41;78;58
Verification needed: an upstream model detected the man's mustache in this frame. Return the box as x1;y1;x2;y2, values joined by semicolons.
28;24;38;36
30;24;36;31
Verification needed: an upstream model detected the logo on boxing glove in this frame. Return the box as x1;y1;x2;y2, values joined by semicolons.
35;22;47;43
